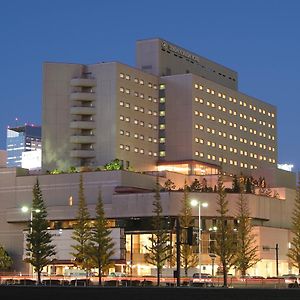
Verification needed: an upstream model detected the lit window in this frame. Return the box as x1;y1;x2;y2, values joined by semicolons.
139;80;144;85
125;145;130;151
125;74;130;80
125;131;130;137
120;101;124;106
134;106;138;111
148;110;152;115
207;101;210;106
160;111;165;117
153;84;157;90
120;87;124;92
120;115;124;121
120;73;124;78
199;98;204;103
134;119;138;125
140;121;144;126
195;151;199;156
125;89;130;94
218;93;222;98
120;144;124;149
195;83;199;89
134;147;139;153
140;93;144;99
140;149;144;154
159;84;165;90
212;102;215;108
125;117;130;122
195;111;199;116
148;82;152;88
148;96;152;101
148;123;152;128
148;137;152;142
120;130;124;135
125;103;130;108
134;133;138;138
134;91;138;97
160;124;165;130
160;97;166;103
134;78;138;83
200;152;204;157
160;137;165;143
159;151;165;157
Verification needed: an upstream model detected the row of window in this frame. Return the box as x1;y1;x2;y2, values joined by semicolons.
194;83;275;118
194;98;275;129
194;122;275;142
119;101;158;116
119;115;158;130
119;73;158;90
194;112;276;140
194;130;275;152
195;137;275;159
120;129;158;143
119;144;158;156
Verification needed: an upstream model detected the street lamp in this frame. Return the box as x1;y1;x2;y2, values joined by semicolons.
21;206;41;233
191;199;208;280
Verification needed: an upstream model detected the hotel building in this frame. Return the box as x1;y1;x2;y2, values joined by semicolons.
0;38;296;277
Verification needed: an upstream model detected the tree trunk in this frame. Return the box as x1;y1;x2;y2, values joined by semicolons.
37;270;41;285
223;264;227;287
157;267;160;286
98;264;102;286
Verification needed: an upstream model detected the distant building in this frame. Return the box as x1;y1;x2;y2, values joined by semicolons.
6;125;41;168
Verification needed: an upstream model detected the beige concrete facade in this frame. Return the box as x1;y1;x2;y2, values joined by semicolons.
0;150;6;167
43;62;159;172
159;73;277;176
136;38;238;89
0;167;297;276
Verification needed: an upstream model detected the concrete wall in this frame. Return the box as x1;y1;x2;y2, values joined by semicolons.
136;38;238;90
42;63;84;171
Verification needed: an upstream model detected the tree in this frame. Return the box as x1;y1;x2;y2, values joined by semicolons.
89;191;115;285
179;180;198;276
232;175;240;193
245;177;252;194
234;183;259;276
288;174;300;272
164;179;176;192
71;174;93;274
214;172;236;287
25;179;56;284
190;179;201;192
104;159;123;170
0;245;13;270
145;177;172;286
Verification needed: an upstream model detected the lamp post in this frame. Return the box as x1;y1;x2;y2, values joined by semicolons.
21;206;41;233
191;199;208;280
209;253;216;279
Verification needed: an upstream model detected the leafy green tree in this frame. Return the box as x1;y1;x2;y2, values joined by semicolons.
89;191;115;285
214;173;236;287
25;179;56;284
145;177;172;286
234;183;259;275
0;245;13;270
104;159;123;170
288;175;300;272
179;180;197;276
71;174;93;273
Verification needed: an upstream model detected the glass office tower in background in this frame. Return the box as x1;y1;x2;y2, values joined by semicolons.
6;125;41;168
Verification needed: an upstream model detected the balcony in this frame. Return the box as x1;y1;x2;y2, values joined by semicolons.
70;92;96;101
70;106;95;115
70;78;96;87
70;150;95;158
70;121;96;129
70;135;96;144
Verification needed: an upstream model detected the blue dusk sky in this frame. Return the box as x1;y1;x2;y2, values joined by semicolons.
0;0;299;170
